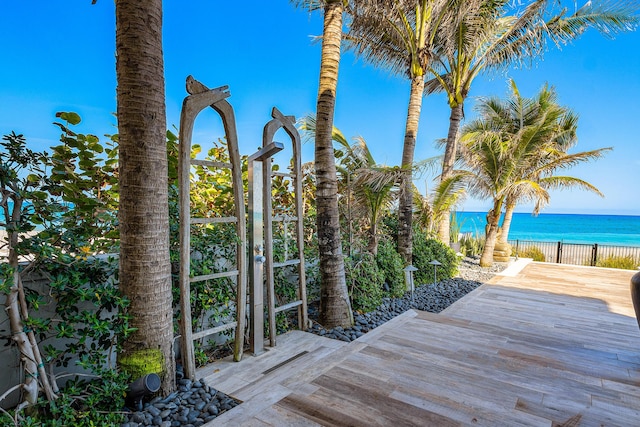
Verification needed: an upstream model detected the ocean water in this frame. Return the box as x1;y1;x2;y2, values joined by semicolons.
455;212;640;247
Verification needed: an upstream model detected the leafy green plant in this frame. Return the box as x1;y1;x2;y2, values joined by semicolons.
34;369;129;426
345;253;384;312
459;233;484;257
375;239;406;298
449;211;463;243
0;115;130;424
518;246;546;262
596;255;639;270
412;229;459;285
166;137;243;355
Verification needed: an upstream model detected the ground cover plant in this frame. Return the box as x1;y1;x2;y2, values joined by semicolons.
596;255;640;270
518;246;546;262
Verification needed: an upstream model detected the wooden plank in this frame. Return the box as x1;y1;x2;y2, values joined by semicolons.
309;369;461;427
274;300;302;314
273;259;300;268
190;216;237;224
277;391;377;427
199;263;640;427
190;270;238;283
191;321;236;341
190;158;232;169
271;171;294;179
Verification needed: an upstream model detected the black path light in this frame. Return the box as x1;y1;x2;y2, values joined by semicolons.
429;259;442;285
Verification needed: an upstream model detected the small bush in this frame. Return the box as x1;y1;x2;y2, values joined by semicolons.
519;246;546;262
596;255;640;270
345;253;384;312
376;239;406;298
412;230;459;285
4;369;130;427
459;233;484;257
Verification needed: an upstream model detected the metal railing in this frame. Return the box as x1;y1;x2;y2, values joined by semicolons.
509;239;640;267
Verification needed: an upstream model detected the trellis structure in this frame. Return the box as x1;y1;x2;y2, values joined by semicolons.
178;78;308;377
178;77;247;380
248;108;308;355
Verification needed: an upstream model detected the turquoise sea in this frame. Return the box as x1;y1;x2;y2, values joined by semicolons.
455;212;640;247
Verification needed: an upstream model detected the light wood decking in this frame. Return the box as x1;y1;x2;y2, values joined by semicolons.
201;262;640;426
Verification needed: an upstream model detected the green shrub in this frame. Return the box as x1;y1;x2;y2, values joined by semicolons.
376;239;406;298
596;255;640;270
345;253;384;312
18;370;130;427
412;230;459;285
459;233;484;257
519;246;546;262
1;121;131;425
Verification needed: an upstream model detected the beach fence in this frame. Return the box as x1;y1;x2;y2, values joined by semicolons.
509;239;640;268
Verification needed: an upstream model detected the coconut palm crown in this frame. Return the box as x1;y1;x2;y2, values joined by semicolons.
345;0;456;264
458;80;611;267
426;0;639;244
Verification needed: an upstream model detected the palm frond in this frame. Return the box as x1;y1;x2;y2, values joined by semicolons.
546;0;640;45
538;175;605;197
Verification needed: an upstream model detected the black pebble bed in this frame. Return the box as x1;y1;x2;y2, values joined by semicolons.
307;277;484;341
121;258;506;426
121;378;239;427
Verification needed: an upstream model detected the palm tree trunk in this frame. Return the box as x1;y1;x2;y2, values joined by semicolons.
437;103;464;244
315;1;353;328
115;0;175;394
367;219;378;256
397;75;425;265
500;200;516;243
480;200;503;267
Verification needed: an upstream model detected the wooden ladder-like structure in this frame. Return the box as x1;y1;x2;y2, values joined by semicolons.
248;108;308;355
178;77;246;380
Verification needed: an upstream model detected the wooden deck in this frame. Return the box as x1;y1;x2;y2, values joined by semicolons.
200;261;640;426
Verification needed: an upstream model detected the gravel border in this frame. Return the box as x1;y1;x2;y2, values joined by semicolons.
307;256;508;342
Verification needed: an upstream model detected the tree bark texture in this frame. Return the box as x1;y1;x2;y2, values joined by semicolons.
437;103;464;244
3;197;56;408
500;200;516;243
315;1;353;329
480;201;503;267
397;76;425;265
367;220;378;256
115;0;175;394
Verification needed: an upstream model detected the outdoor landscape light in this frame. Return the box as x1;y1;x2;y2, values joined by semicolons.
429;260;442;285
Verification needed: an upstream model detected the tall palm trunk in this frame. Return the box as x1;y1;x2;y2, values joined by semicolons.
500;199;517;243
437;103;464;244
367;220;378;256
115;0;175;394
397;76;425;265
480;199;503;267
315;1;353;328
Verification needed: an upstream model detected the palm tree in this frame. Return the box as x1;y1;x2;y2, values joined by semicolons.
413;173;468;236
115;0;175;393
427;0;638;244
459;81;610;267
291;0;353;328
427;0;547;243
347;0;453;264
299;115;405;256
351;160;406;255
497;83;609;242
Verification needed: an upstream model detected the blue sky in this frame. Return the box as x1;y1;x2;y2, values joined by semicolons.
1;1;639;215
